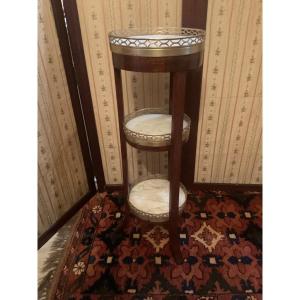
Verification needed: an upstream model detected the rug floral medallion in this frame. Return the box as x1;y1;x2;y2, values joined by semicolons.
49;190;262;300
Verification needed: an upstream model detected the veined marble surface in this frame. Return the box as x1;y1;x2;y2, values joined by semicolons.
125;114;188;136
129;34;184;40
129;178;186;215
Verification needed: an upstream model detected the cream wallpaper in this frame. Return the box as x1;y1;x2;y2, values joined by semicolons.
38;0;89;236
75;0;262;185
195;0;262;184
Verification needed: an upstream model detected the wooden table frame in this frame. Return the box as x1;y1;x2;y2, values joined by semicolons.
112;52;203;264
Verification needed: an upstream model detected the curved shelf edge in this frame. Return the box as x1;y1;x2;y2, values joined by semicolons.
128;176;187;223
125;137;189;152
123;108;191;150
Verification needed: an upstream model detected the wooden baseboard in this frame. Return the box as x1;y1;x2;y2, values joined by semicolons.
38;191;95;249
190;183;262;193
105;183;262;193
105;184;124;193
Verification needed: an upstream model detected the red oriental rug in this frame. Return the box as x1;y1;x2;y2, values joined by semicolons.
49;190;262;300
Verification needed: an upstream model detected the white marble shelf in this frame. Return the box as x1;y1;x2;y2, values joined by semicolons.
128;178;187;222
128;34;184;40
109;28;205;51
124;110;191;148
126;113;188;135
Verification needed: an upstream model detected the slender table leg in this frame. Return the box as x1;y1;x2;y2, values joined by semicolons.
168;71;186;264
113;68;129;230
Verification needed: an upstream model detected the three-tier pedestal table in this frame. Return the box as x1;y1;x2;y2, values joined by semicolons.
109;28;205;264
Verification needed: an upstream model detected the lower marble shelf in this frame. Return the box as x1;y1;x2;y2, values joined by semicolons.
128;177;187;223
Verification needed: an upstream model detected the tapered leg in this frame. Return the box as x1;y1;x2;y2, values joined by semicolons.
113;68;130;230
168;71;186;264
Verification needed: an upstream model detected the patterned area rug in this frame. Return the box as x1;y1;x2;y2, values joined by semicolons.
49;190;262;300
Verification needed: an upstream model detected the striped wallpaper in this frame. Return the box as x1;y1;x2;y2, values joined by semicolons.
38;0;89;236
195;0;262;184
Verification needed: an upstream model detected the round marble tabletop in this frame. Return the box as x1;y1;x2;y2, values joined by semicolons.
109;27;205;57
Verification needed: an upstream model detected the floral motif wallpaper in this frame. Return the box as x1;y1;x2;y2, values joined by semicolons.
38;0;89;236
195;0;262;184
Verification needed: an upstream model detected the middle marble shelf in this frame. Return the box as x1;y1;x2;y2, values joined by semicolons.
123;108;191;150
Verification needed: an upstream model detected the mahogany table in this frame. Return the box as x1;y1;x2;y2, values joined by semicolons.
109;28;205;264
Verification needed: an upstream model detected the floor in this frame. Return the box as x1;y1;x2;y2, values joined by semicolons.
47;191;262;299
38;233;59;284
38;214;78;300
